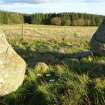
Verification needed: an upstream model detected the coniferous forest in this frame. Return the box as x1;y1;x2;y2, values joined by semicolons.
0;11;104;26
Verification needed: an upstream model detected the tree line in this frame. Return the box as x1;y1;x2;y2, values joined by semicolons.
0;11;23;24
0;11;105;26
31;13;105;26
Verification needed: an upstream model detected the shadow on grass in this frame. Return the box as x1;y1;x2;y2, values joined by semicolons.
0;44;105;105
0;81;50;105
15;46;105;79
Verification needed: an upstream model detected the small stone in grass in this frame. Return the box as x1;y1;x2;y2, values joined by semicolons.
37;74;42;77
46;73;51;77
35;62;49;74
70;58;79;62
49;79;55;83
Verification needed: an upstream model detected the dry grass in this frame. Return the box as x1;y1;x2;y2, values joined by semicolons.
0;24;97;42
1;24;105;105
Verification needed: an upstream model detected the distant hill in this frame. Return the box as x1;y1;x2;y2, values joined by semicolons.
0;11;105;26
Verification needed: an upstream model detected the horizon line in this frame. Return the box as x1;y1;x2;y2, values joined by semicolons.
0;10;105;16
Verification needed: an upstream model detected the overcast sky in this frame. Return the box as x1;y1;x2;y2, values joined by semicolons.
0;0;105;15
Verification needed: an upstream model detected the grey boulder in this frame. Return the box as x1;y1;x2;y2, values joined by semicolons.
90;19;105;56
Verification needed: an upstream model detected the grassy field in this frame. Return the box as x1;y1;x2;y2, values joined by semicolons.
1;25;105;105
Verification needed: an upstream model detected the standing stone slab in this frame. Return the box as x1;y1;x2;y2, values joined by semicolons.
90;19;105;56
0;30;26;96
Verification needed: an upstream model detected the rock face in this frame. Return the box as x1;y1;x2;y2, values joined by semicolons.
90;19;105;56
0;30;26;96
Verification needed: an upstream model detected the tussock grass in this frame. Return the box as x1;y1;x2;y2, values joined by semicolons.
0;25;105;105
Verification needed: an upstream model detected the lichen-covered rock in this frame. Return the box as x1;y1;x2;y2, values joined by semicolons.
90;19;105;56
0;30;26;96
35;62;49;74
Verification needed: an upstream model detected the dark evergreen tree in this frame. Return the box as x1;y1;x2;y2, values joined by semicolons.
0;11;104;26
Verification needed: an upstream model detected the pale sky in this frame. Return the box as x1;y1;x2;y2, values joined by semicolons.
0;0;105;15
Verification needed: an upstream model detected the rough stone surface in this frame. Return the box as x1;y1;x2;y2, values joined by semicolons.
75;51;93;60
35;62;49;74
90;19;105;56
0;30;26;96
